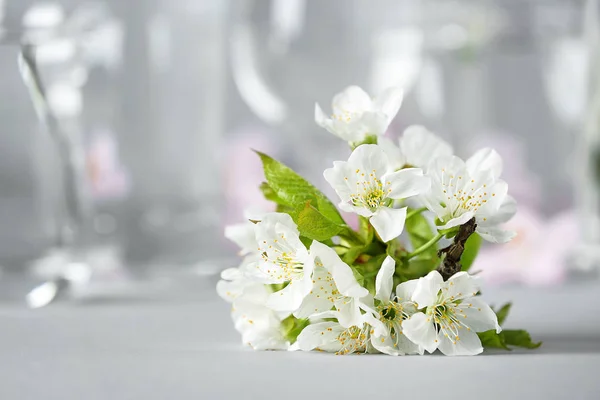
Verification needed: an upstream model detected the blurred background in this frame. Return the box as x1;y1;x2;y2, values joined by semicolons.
0;0;599;305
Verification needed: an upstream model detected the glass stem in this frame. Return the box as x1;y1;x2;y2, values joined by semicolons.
18;44;84;248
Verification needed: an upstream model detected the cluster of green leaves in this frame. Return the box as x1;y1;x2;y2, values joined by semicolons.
256;152;540;351
478;303;542;350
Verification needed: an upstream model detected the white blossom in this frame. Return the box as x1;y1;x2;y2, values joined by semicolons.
249;213;314;313
364;256;422;355
217;265;289;350
315;86;403;143
294;311;386;355
403;270;500;356
378;125;453;170
224;209;265;256
294;241;368;328
324;144;430;242
421;149;516;243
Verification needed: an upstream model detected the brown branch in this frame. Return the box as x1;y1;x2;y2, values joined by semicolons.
436;217;477;280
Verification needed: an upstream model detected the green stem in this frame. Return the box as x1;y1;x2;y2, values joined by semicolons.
406;207;428;220
405;232;444;260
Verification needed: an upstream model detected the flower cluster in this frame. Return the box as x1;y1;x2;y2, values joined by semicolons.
218;85;540;356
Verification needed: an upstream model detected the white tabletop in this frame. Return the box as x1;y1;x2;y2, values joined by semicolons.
1;276;599;400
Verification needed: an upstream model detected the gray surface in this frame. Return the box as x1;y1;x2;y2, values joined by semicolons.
1;278;600;400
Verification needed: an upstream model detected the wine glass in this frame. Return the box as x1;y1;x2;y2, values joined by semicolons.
0;1;127;306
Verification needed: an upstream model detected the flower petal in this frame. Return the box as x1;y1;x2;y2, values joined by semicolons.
266;267;312;312
437;327;483;356
315;102;333;131
294;267;337;319
401;125;453;168
335;298;364;328
384;167;430;199
437;211;475;230
332;86;373;113
478;194;517;227
375;256;395;302
476;226;517;243
373;86;403;123
378;136;406;170
259;212;299;234
370;206;407;242
362;312;388;338
224;223;256;255
411;270;443;308
324;161;356;203
466;148;503;180
338;202;374;217
371;321;421;356
395;279;418;302
443;272;480;301
295;322;342;352
347;144;390;177
220;267;243;281
456;298;501;333
231;297;288;350
216;279;246;303
310;241;368;298
402;312;438;353
356;111;389;136
370;326;399;355
476;180;509;219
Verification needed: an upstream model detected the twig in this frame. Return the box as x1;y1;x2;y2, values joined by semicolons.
437;218;477;280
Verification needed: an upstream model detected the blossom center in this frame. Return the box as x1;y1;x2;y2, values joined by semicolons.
259;236;304;282
349;168;391;212
427;299;470;345
332;109;361;123
438;169;497;219
335;325;369;355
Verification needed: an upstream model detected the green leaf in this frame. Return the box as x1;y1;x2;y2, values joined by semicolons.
291;202;344;242
502;330;542;349
461;233;482;271
478;328;541;351
299;236;313;249
478;330;510;350
395;258;438;281
256;151;343;224
349;265;365;287
342;245;365;265
316;196;345;225
405;212;438;260
495;303;512;326
358;216;374;245
259;181;283;203
357;254;387;294
280;315;310;344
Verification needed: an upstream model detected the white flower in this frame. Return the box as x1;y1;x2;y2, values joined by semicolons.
402;270;500;356
315;85;403;143
421;148;517;243
378;125;453;170
294;241;369;327
364;256;422;356
216;263;255;304
217;266;289;350
324;144;430;242
294;311;387;355
249;213;314;313
224;209;265;256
